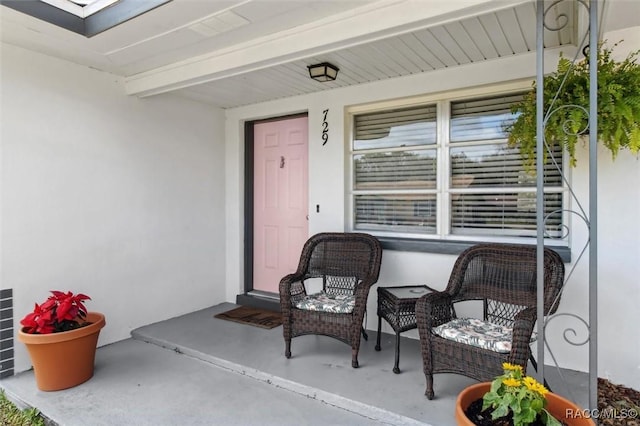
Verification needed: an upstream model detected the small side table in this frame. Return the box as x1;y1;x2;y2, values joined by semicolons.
375;285;432;374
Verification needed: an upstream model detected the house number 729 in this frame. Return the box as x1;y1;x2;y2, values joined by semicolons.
322;109;329;146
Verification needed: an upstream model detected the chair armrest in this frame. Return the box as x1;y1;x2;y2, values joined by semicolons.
510;306;537;366
279;273;307;308
416;291;455;331
353;277;377;296
351;277;378;317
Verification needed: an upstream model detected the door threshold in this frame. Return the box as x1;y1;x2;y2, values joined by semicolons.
236;292;280;312
247;290;279;300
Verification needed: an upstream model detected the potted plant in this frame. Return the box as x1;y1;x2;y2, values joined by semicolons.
17;291;106;391
506;41;640;170
455;363;595;425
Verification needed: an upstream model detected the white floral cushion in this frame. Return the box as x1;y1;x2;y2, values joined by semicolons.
293;292;355;314
432;318;514;353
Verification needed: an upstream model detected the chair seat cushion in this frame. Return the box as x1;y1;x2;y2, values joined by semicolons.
432;318;514;353
293;292;355;314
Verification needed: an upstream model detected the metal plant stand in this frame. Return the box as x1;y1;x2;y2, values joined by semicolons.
535;0;598;410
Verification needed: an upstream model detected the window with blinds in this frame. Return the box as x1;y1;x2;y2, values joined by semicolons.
350;90;565;241
449;94;564;238
353;104;437;234
354;105;436;150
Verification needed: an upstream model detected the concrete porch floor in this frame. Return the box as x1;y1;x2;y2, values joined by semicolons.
1;303;589;425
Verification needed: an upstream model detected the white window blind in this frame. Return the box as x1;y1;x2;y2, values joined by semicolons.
350;90;565;241
354;105;436;150
354;150;436;190
353;104;437;234
355;194;437;233
450;94;524;142
449;94;564;238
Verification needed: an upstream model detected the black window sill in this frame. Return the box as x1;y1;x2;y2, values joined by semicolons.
378;237;572;263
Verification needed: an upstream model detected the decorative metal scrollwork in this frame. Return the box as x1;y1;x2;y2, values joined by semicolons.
538;0;596;408
543;0;588;32
546;313;590;347
545;104;590;138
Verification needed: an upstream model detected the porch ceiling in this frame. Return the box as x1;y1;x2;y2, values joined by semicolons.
1;0;636;109
172;0;575;108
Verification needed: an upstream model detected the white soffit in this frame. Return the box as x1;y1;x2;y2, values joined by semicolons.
188;10;250;37
124;0;530;97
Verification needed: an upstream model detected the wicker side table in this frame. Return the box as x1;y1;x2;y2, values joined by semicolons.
375;285;432;374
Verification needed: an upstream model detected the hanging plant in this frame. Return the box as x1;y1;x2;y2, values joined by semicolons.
506;41;640;170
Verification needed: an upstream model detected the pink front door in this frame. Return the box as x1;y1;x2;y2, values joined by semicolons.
253;116;309;294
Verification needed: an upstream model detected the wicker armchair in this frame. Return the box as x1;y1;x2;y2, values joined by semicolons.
279;232;383;368
416;243;564;399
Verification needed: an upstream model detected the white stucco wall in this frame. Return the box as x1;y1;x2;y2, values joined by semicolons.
1;44;227;373
225;28;640;389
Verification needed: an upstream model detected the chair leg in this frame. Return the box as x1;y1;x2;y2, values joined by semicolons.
285;339;291;359
351;349;359;368
425;374;435;400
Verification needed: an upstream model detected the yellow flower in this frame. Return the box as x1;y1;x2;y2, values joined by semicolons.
534;382;549;396
502;362;523;373
484;364;560;426
523;376;549;395
523;376;538;389
503;378;521;387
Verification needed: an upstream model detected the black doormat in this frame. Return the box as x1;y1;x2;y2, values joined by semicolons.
214;306;282;329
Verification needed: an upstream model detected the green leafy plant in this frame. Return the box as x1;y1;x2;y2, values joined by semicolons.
0;390;45;426
506;41;640;170
482;362;561;426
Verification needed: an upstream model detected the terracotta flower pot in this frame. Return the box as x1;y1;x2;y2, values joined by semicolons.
18;312;106;391
455;382;595;426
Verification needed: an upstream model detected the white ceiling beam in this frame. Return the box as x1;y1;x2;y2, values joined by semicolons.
125;0;530;97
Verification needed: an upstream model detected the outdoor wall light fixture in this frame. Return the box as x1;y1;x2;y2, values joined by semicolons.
307;62;339;82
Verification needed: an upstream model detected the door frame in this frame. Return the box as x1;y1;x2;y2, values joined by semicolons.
237;113;308;311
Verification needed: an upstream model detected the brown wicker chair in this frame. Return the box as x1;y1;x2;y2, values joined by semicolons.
279;232;383;368
416;243;564;399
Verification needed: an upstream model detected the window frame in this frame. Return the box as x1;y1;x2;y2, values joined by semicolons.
346;82;570;250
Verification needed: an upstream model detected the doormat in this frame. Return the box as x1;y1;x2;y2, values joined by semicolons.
214;306;282;329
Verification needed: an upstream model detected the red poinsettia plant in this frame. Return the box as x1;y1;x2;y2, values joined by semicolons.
21;291;91;334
